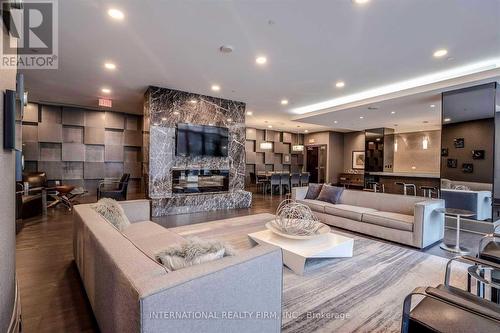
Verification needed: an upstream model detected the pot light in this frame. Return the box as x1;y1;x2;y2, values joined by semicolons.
430;104;436;108
281;99;289;105
433;49;448;58
304;129;309;133
391;111;396;114
353;0;370;4
359;116;364;119
255;56;267;65
211;85;220;92
334;120;338;124
444;118;451;122
335;81;345;88
246;111;253;116
101;88;111;94
104;62;116;70
108;8;125;20
268;125;272;128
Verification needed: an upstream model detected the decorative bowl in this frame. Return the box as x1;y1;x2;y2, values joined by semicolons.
266;221;330;240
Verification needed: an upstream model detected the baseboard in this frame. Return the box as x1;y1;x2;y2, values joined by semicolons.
7;280;21;333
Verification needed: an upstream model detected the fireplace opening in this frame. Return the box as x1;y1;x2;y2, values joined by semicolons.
172;169;229;194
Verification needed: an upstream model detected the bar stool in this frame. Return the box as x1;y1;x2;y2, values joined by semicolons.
366;181;385;193
395;182;416;196
420;185;439;198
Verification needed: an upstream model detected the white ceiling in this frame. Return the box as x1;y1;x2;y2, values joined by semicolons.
21;0;500;133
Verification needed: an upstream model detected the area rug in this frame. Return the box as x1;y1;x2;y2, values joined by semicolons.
170;213;467;333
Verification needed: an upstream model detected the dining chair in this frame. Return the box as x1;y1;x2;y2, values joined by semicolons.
270;173;281;196
280;173;290;194
290;173;301;188
300;172;310;186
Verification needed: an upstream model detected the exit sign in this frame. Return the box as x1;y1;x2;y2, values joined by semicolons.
98;98;112;108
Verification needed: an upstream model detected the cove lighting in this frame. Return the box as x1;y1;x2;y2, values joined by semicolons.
291;57;500;115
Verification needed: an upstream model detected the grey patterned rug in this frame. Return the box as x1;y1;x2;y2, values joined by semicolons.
171;213;467;333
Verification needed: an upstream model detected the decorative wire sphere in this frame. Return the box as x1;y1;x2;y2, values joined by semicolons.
271;199;323;236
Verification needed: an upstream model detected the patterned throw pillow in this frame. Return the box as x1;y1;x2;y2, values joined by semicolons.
316;184;344;204
305;183;323;199
155;237;235;271
91;198;131;231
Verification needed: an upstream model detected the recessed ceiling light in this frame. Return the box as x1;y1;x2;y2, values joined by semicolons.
304;129;309;133
108;8;125;20
281;99;288;105
104;62;116;70
433;48;448;58
101;88;111;94
391;111;396;114
267;125;273;128
246;111;253;116
173;111;180;115
430;104;436;108
335;81;345;88
334;120;338;124
255;56;267;65
211;85;220;92
352;0;370;4
444;118;451;122
359;116;364;119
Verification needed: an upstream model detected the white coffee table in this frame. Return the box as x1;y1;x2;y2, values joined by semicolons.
248;229;354;275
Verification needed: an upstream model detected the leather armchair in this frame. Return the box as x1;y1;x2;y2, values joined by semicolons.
401;256;500;333
17;172;47;219
97;173;130;201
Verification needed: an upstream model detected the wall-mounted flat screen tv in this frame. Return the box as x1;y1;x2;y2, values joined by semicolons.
176;123;228;157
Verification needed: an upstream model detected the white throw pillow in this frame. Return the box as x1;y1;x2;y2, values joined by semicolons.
91;198;131;231
155;237;234;271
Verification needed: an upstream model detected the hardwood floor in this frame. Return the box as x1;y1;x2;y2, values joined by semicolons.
15;189;484;332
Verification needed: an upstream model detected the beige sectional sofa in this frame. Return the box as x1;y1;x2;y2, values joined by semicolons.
292;187;445;249
73;200;283;333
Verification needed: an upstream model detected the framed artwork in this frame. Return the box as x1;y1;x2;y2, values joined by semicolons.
441;148;449;157
447;159;458;168
454;138;465;148
462;163;474;173
472;150;485;160
352;151;365;170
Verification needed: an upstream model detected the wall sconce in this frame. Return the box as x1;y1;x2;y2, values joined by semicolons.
422;137;429;150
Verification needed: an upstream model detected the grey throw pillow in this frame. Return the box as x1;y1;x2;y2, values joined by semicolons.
316;185;344;204
305;183;323;199
91;198;131;231
155;237;235;271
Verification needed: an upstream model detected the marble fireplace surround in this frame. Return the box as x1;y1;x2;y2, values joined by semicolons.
144;86;252;216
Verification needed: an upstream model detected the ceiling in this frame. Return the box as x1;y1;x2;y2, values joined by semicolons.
21;0;500;133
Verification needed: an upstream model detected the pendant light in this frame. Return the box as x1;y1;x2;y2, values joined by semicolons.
260;128;273;150
292;127;304;152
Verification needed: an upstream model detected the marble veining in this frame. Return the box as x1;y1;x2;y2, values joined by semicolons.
144;86;251;216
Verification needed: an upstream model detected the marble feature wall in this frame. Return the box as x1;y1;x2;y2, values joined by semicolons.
144;86;251;216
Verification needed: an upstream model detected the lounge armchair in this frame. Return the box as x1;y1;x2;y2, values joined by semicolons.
97;173;130;201
401;256;500;333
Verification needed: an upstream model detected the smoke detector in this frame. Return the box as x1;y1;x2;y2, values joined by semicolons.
219;45;234;54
